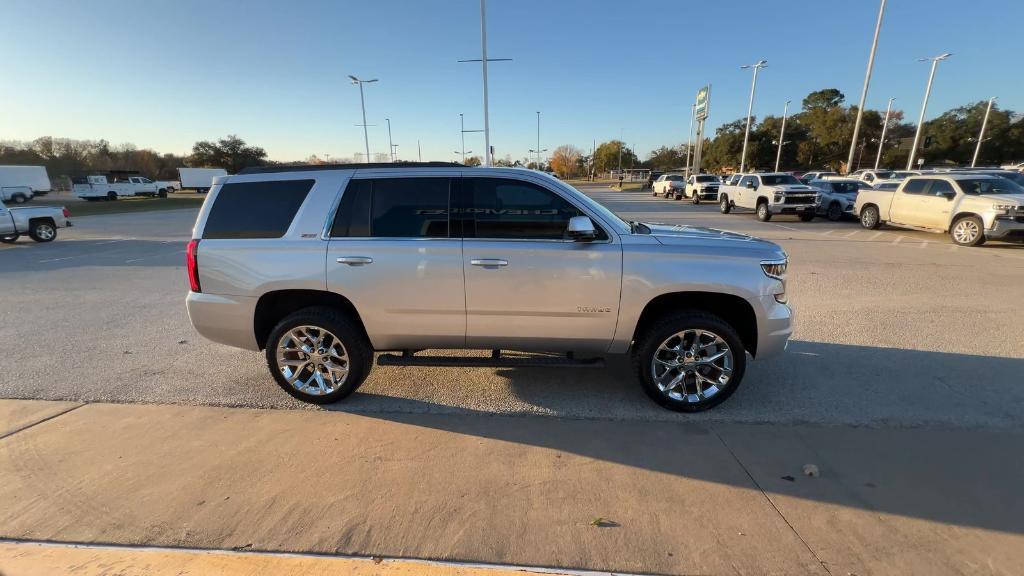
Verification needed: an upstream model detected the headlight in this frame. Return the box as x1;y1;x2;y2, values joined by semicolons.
815;194;822;203
774;192;783;202
992;204;1016;215
760;258;787;280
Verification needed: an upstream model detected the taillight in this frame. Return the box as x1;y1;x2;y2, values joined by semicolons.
186;239;201;292
62;208;71;218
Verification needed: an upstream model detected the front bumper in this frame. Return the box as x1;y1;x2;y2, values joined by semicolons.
754;294;792;359
697;188;719;199
770;204;816;215
986;218;1024;240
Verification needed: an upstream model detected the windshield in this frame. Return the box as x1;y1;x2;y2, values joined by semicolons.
560;182;631;233
668;175;685;181
831;182;862;193
957;178;1024;196
872;171;894;179
761;175;802;186
696;175;717;182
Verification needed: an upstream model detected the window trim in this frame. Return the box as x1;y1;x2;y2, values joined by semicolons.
324;174;456;241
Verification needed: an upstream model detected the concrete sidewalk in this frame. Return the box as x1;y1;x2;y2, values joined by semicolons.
1;399;1022;575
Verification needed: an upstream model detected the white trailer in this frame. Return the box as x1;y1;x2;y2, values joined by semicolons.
0;165;52;197
177;168;228;193
73;175;161;200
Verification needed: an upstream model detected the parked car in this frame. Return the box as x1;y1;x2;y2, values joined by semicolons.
185;163;793;412
799;171;838;184
849;169;895;185
652;173;687;199
964;170;1024;187
685;174;720;204
155;180;180;195
178;168;228;193
0;198;71;243
0;185;33;204
73;175;163;200
854;174;1024;246
0;165;52;198
808;178;866;221
718;173;819;221
890;170;921;179
645;171;664;190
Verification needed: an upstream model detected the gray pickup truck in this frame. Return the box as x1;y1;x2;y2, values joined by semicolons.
0;198;70;243
185;164;793;412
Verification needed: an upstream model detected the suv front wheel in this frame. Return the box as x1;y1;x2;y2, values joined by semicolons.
265;306;372;404
633;311;747;412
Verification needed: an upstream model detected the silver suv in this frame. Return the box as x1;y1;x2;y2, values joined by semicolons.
186;163;793;412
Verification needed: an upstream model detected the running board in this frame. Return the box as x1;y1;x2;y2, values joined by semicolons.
377;351;605;369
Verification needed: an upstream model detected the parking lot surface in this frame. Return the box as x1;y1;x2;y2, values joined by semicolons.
1;185;1023;428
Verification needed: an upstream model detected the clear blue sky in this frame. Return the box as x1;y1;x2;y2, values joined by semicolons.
2;0;1020;163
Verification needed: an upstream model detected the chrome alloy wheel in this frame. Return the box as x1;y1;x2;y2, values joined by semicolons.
651;329;734;403
275;325;349;396
35;224;55;240
952;219;980;244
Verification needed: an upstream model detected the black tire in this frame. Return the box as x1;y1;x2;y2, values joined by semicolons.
265;306;372;404
950;215;986;247
106;191;117;201
720;195;731;214
11;194;28;204
633;310;747;412
673;192;683;201
799;210;815;222
860;205;881;229
692;192;701;205
1;234;19;243
826;202;842;221
652;189;659;197
756;201;772;222
157;188;168;198
28;220;57;242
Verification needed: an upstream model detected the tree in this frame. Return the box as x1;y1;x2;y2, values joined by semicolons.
593;140;636;173
646;146;686;171
549;144;583;178
464;155;482;166
701;119;747;172
188;135;267;173
802;88;845;112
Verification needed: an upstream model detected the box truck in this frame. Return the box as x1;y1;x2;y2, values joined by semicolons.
0;165;52;202
177;168;228;193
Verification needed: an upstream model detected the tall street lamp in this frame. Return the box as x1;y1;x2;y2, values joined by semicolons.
459;113;484;164
533;111;546;168
774;100;791;172
348;75;378;164
846;0;887;174
458;0;511;167
739;60;768;173
907;53;952;170
386;118;395;163
971;96;997;168
875;97;895;169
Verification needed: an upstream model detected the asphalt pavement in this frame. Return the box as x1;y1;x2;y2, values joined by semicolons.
1;185;1023;428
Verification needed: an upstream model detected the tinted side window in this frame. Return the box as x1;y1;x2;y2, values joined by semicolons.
463;178;599;240
901;179;929;195
331;178;450;238
929;180;955;196
203;179;313;239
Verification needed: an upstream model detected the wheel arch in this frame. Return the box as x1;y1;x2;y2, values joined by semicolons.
948;211;982;232
631;291;758;357
254;289;368;351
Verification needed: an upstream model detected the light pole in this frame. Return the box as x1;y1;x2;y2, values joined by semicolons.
907;53;952;170
685;103;695;176
875;97;895;169
971;97;997;168
535;111;543;168
417;140;422;162
386;118;394;162
459;113;484;164
774;100;791;172
457;0;511;167
739;60;768;173
348;75;377;163
846;0;887;174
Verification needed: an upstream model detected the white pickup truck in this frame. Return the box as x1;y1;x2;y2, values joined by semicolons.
73;175;167;200
0;198;71;243
718;173;819;222
855;174;1024;246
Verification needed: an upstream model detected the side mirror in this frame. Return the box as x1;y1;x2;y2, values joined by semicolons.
941;191;956;200
567;215;597;241
745;180;755;189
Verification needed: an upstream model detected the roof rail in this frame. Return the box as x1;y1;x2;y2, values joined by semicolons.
238;162;464;175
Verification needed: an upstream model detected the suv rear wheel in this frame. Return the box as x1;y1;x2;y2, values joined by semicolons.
633;311;747;412
265;306;372;404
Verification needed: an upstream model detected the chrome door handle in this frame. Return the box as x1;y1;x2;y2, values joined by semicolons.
336;256;373;265
470;258;508;267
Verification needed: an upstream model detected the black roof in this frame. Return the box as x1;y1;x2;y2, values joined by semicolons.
238;162;463;175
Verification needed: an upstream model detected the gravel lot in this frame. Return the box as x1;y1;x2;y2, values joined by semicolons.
2;186;1022;428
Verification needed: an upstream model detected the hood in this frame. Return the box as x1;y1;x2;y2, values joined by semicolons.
643;223;786;257
976;193;1024;206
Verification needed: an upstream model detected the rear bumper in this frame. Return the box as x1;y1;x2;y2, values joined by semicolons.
185;292;260;351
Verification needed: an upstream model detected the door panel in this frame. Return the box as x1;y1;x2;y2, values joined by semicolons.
463;240;621;351
327;239;465;349
0;210;15;235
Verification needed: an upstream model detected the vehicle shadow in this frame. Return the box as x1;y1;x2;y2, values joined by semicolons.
331;340;1024;535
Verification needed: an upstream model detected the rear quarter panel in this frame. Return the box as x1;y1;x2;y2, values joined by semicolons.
855;188;895;219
